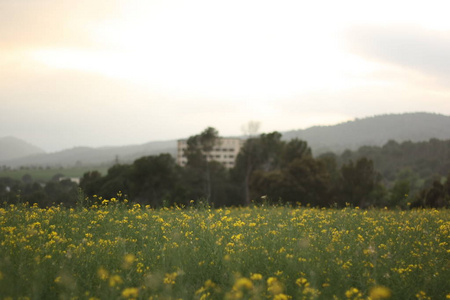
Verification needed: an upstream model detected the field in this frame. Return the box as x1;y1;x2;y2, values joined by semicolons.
0;200;449;299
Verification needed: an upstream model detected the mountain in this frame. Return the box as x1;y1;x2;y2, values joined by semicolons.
1;112;449;168
0;136;46;161
283;112;450;155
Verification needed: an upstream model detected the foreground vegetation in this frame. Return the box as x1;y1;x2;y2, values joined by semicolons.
1;200;449;299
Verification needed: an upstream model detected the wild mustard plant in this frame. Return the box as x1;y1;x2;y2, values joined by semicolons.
0;201;448;299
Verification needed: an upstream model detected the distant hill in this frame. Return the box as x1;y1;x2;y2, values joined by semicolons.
0;140;177;168
283;112;450;155
0;136;46;161
1;112;449;168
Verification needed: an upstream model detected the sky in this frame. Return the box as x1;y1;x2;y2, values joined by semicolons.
1;0;450;153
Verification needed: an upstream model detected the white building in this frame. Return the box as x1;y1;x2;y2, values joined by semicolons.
177;138;244;168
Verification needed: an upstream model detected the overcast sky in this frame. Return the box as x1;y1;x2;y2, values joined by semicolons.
1;0;450;152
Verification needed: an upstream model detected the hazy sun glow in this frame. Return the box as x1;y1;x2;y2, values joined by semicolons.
1;0;450;151
28;0;379;101
28;0;450;101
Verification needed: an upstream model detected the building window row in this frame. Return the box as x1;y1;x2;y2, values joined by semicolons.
213;148;237;152
176;138;243;169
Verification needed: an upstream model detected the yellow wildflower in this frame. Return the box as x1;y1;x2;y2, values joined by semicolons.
416;291;431;300
121;287;139;298
369;286;392;299
345;287;363;299
163;272;178;285
204;279;216;288
250;273;263;281
267;277;284;295
109;275;123;287
296;277;309;287
123;254;136;269
97;267;109;280
274;294;290;300
234;277;253;290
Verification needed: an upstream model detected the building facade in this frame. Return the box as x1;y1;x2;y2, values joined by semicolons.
177;138;244;168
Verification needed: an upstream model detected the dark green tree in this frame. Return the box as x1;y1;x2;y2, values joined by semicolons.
80;167;129;203
339;158;385;207
79;170;103;197
129;154;182;207
97;164;131;199
22;174;33;184
183;127;221;202
282;138;312;166
207;161;239;207
43;180;78;206
249;155;331;206
412;174;450;208
284;156;331;206
232;132;283;205
248;138;329;206
388;179;410;208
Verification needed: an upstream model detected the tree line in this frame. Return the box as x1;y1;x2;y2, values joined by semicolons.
1;127;450;208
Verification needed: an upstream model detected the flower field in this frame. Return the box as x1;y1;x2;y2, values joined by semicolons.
0;201;449;299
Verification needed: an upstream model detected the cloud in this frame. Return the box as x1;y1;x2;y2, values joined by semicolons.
345;25;450;85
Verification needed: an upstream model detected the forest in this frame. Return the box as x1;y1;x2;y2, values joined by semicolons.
1;127;449;209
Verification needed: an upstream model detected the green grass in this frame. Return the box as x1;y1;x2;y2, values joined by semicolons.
0;202;449;299
0;166;109;182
